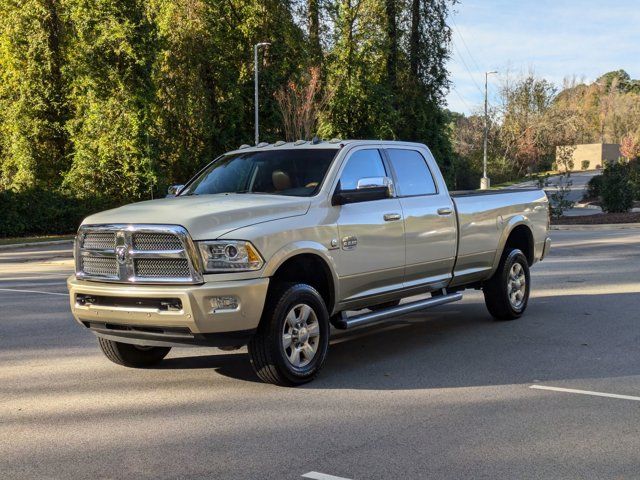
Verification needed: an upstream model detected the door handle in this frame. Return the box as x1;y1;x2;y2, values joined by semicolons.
437;207;453;216
383;213;402;222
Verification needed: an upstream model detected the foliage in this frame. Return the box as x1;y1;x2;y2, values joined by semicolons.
628;159;640;201
600;161;633;213
620;133;640;160
275;67;332;141
547;173;574;219
0;0;68;191
0;0;459;237
585;174;603;200
449;70;640;189
0;189;114;237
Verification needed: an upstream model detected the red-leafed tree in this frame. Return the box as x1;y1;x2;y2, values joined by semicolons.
620;134;640;160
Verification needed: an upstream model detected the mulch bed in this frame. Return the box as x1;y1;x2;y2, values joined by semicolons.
552;212;640;225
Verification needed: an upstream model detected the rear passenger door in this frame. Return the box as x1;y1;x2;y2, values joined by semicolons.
384;148;457;289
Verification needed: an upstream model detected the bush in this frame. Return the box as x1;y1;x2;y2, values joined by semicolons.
600;162;634;213
0;189;116;238
585;175;603;200
629;159;640;200
581;160;590;170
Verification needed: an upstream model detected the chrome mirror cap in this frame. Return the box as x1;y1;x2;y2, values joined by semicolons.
356;176;394;197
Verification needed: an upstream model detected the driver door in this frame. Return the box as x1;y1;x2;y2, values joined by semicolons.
332;148;405;306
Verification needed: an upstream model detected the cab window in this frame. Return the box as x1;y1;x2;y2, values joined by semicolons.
338;149;387;190
386;149;437;196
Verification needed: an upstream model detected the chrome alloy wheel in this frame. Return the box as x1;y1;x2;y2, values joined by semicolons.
508;262;527;309
282;303;320;368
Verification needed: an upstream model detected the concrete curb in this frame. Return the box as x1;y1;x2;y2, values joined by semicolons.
0;239;74;251
551;223;640;231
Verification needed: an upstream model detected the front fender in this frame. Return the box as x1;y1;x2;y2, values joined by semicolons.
262;241;340;310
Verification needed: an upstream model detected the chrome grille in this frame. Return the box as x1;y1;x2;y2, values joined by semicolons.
75;224;202;284
135;258;190;278
132;233;182;251
81;256;118;278
82;232;115;250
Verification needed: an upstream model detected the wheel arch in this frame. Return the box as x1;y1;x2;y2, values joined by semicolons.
263;242;339;314
492;217;535;273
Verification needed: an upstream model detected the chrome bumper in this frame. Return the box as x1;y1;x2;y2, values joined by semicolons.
67;276;269;337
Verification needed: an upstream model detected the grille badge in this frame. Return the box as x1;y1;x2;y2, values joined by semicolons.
116;246;127;265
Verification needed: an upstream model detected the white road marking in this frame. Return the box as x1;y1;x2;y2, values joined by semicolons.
530;385;640;402
302;472;353;480
0;287;69;297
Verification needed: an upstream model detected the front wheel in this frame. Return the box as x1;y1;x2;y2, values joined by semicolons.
248;283;330;386
98;338;171;367
483;248;530;320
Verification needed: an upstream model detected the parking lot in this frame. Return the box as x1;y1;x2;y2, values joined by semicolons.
1;228;639;479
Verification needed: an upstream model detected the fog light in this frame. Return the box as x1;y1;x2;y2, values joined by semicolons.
210;296;239;312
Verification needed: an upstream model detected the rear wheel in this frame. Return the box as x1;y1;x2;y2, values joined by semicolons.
98;338;171;367
248;283;329;386
483;248;530;320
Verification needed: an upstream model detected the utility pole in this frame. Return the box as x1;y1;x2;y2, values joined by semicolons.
254;42;271;145
481;70;498;190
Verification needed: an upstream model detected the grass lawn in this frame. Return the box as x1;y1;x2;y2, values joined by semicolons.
0;234;74;246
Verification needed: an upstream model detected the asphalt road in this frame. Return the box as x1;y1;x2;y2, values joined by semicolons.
1;229;640;479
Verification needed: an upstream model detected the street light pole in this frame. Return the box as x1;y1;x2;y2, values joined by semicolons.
254;42;271;146
481;70;498;190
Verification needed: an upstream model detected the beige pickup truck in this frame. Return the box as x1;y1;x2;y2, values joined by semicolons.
68;140;551;385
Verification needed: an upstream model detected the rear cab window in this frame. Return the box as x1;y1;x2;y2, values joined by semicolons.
386;149;437;197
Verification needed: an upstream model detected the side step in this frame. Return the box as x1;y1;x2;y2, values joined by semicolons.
333;292;463;330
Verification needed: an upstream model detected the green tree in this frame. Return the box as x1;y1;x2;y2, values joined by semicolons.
62;0;158;201
601;161;633;213
0;0;68;191
397;0;456;180
321;0;396;139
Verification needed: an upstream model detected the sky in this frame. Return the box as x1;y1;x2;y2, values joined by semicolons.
446;0;640;115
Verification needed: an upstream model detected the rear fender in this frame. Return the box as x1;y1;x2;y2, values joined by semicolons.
490;215;533;275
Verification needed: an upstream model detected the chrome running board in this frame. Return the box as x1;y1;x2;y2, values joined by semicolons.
333;292;463;330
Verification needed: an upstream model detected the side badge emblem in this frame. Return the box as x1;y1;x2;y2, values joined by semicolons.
341;236;357;250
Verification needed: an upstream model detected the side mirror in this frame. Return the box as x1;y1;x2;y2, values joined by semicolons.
332;176;394;206
166;184;185;198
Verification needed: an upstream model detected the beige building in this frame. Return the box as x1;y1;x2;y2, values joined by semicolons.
556;143;621;172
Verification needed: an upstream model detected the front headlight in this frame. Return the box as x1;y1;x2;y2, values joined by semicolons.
197;240;264;273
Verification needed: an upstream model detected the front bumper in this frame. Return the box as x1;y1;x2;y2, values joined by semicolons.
67;276;269;346
541;236;552;261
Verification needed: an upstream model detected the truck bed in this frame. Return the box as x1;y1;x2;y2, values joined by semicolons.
449;188;549;287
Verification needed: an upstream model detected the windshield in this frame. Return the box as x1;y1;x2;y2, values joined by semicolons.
180;149;338;197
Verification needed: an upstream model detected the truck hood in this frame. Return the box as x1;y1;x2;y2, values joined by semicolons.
82;194;311;240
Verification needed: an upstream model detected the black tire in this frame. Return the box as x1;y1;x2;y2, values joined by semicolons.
483;248;530;320
98;338;171;368
248;283;330;386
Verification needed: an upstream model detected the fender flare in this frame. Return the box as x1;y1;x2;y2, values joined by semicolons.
490;215;534;274
262;241;340;312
